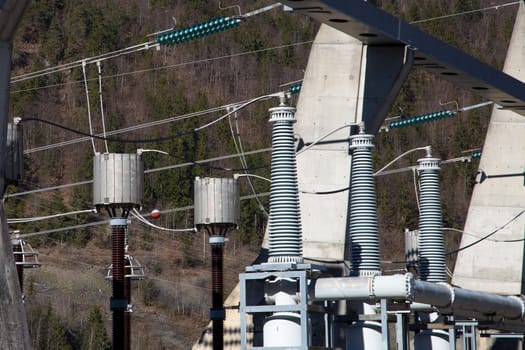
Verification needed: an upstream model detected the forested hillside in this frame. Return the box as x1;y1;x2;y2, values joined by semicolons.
5;0;517;349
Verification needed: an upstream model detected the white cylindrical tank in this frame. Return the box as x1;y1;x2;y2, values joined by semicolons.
346;321;382;350
263;312;302;347
414;329;450;350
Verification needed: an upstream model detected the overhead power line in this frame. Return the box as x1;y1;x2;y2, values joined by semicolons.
5;148;271;199
18;192;270;238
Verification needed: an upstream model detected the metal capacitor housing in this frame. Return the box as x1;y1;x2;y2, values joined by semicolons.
93;153;144;209
194;177;239;229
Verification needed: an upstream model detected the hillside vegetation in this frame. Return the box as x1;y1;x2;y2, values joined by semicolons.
5;0;517;349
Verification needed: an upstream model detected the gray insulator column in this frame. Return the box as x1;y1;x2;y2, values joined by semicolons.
417;157;447;283
348;129;381;276
267;104;303;264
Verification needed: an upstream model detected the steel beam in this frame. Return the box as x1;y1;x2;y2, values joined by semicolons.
280;0;525;116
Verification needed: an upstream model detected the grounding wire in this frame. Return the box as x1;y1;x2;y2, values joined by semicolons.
446;209;525;255
97;61;109;153
81;61;97;154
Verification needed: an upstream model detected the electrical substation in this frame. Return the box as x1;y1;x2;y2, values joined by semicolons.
2;1;525;350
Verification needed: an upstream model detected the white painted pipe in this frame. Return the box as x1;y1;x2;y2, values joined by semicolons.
310;274;525;322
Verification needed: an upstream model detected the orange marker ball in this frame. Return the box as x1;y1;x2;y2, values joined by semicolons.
151;209;161;219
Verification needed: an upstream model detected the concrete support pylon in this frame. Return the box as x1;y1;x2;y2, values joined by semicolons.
452;3;525;296
0;39;33;350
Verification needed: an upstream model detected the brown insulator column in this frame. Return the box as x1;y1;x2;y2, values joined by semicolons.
110;218;127;350
124;256;131;350
12;240;23;292
210;236;225;350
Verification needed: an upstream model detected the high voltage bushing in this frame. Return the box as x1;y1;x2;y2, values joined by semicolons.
93;153;144;210
348;126;381;277
157;16;241;46
267;103;304;264
417;156;447;283
388;110;456;129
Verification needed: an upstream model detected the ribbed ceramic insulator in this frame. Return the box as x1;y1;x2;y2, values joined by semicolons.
112;222;126;350
348;132;381;277
267;105;303;264
417;157;447;283
211;243;224;350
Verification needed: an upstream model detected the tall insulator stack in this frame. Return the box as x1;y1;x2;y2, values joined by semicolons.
94;153;144;350
194;177;239;350
106;236;145;350
11;235;41;296
417;155;447;283
348;125;381;277
267;102;303;264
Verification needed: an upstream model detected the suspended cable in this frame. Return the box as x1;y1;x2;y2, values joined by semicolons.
412;167;421;214
374;146;431;176
23;89;289;153
5;148;271;198
444;226;525;243
446;209;525;255
20;117;196;144
18;192;270;238
130;209;195;233
11;41;313;95
410;1;520;24
7;209;96;224
96;61;109;153
234;173;271;183
81;61;97;154
228;108;269;217
11;40;158;84
295;124;356;156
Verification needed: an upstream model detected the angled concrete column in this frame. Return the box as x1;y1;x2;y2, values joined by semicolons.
453;3;525;295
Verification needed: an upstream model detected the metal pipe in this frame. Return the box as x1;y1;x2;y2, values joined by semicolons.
310;274;525;324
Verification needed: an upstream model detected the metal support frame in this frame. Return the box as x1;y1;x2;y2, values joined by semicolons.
239;264;329;350
395;312;409;350
380;299;389;350
457;320;478;350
